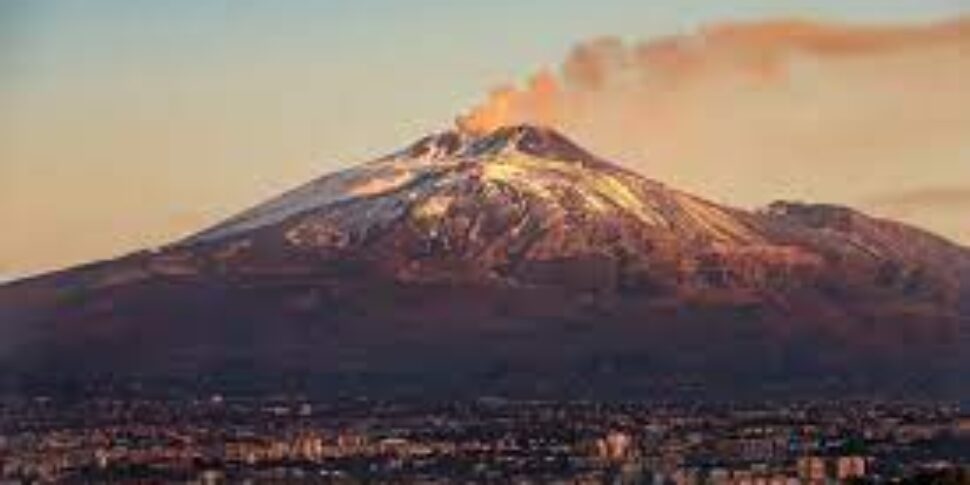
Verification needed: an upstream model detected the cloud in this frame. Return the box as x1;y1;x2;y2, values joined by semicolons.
456;17;970;245
458;17;970;133
871;186;970;210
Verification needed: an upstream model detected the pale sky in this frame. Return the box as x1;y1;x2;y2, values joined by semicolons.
1;0;968;278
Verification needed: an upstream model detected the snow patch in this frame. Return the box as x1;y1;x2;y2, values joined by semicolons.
413;195;454;220
673;192;761;243
347;170;415;197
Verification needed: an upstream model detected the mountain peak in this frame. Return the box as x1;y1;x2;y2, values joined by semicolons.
189;124;755;245
404;130;472;159
469;124;595;161
403;124;599;165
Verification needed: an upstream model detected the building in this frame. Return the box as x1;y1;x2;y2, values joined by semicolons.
836;456;866;480
797;456;827;483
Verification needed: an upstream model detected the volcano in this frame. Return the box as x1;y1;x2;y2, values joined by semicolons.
1;125;968;398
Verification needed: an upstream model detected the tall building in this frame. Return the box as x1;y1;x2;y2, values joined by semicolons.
797;456;827;483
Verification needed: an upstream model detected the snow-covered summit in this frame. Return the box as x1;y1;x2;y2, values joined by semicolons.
189;126;596;241
188;125;759;248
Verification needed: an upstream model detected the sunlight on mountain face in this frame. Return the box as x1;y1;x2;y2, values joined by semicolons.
3;125;967;402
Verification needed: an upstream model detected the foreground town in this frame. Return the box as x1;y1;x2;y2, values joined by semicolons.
1;395;967;483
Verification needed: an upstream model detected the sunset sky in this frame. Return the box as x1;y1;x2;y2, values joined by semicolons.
1;0;968;279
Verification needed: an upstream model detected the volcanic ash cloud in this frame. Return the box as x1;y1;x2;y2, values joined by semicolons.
457;17;970;244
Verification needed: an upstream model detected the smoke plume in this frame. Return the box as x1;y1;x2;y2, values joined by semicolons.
457;17;970;244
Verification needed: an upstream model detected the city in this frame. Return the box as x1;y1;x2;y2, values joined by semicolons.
1;395;966;482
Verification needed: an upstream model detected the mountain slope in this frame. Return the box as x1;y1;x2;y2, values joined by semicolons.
1;125;967;399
